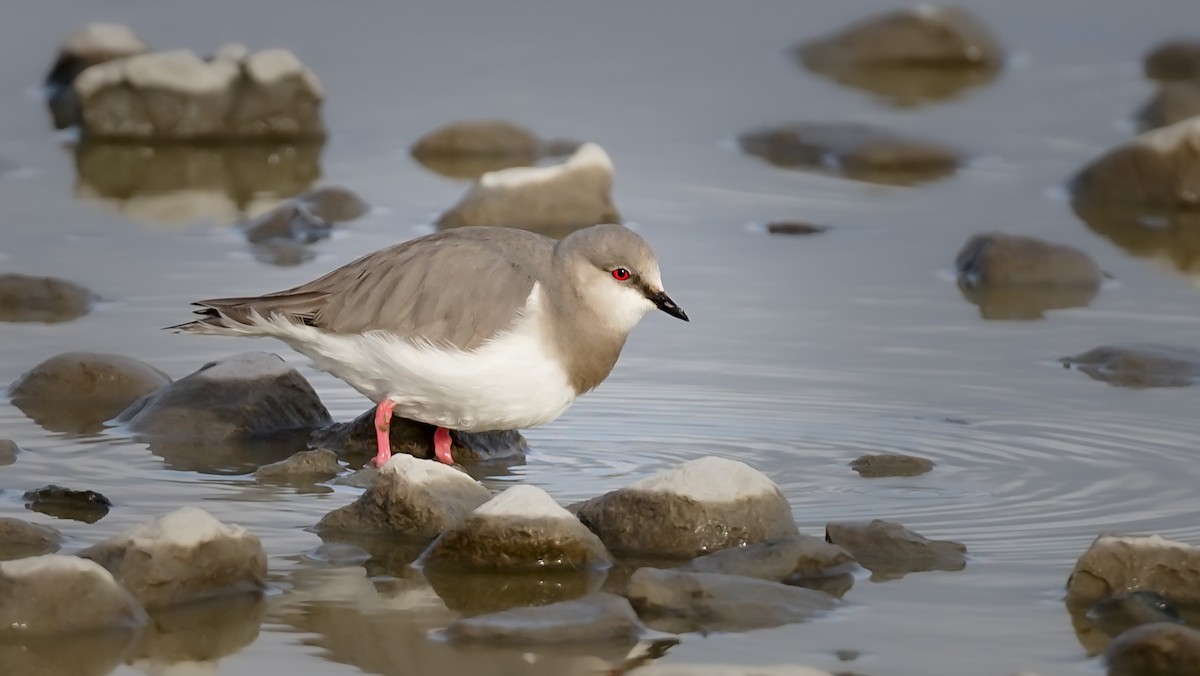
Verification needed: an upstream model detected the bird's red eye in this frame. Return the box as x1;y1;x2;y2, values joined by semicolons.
612;268;631;281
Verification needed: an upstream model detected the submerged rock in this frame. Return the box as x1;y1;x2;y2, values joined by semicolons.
422;484;612;572
0;274;95;323
240;202;332;245
8;352;171;434
1090;591;1184;640
1059;344;1200;388
0;439;16;466
74;47;325;141
767;221;830;236
255;448;342;485
443;592;643;644
825;519;966;580
738;123;961;186
1144;39;1200;81
0;554;146;635
0;518;63;560
436;142;621;237
849;454;935;477
1067;534;1200;608
44;23;149;130
296;185;370;222
680;534;857;593
954;233;1103;320
312;405;527;466
115;352;331;441
1105;622;1200;676
1137;80;1200;131
795;5;1003;106
79;506;267;608
23;485;112;524
1070;117;1200;211
624;567;840;633
575;456;799;559
316;453;490;538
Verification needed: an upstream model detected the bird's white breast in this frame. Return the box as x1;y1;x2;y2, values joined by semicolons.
236;284;578;432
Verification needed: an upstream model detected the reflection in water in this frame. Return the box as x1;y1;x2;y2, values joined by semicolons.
129;592;266;674
422;566;605;617
131;431;313;475
956;282;1099;320
315;530;430;578
1067;592;1195;657
276;566;637;676
10;396;128;435
1073;203;1200;277
796;59;1000;108
72;143;322;226
0;628;137;676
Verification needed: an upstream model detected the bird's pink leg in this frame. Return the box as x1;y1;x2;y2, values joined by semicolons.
372;400;396;468
434;427;454;465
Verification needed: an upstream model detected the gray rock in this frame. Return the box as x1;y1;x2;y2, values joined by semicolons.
0;518;63;560
849;454;935;478
311;404;527;466
1070;117;1200;211
0;554;147;636
297;185;370;222
825;519;966;580
1137;80;1200;130
422;485;613;572
1105;622;1200;676
436;142;621;238
44;23;149;130
767;221;830;236
73;47;325;141
1067;534;1200;609
255;448;342;485
574;456;799;559
0;274;95;323
79;506;266;608
680;534;858;589
443;593;643;644
9;352;171;434
955;233;1103;320
738;123;960;186
23;485;112;524
240;202;332;245
0;439;18;466
115;352;331;441
795;6;1003;106
1059;344;1200;388
317;453;491;538
624;567;840;633
1145;39;1200;81
412;120;542;179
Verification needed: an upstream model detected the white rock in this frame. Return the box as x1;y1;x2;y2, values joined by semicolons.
245;48;324;96
631;456;781;502
474;484;574;519
212;43;249;63
61;23;148;57
122;50;239;95
193;352;293;381
480;141;611;189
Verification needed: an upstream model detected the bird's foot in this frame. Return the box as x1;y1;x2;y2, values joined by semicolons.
371;400;396;468
434;426;454;465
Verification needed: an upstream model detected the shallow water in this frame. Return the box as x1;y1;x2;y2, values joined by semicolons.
3;0;1200;674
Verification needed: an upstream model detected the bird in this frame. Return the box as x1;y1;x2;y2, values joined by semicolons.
171;223;688;468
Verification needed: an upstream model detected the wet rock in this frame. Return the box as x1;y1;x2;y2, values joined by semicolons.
316;453;491;538
74;143;322;226
574;456;799;559
954;233;1103;320
1137;80;1200;131
825;519;966;580
1059;344;1200;388
312;404;527;466
23;485;112;524
1105;622;1200;676
795;6;1003;106
680;534;858;590
0;554;147;635
8;352;171;434
767;221;830;236
443;592;643;644
255;448;342;485
115;352;331;442
422;484;613;572
738;123;961;186
74;47;325;141
0;439;18;466
0;273;95;323
436;142;621;237
297;185;370;222
1069;117;1200;211
240;201;332;245
79;506;266;608
624;567;840;633
411;120;578;179
0;518;63;560
849;454;935;478
1090;591;1184;640
44;23;149;130
1067;534;1200;608
1145;39;1200;81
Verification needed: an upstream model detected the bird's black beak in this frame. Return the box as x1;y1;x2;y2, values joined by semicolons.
648;290;689;322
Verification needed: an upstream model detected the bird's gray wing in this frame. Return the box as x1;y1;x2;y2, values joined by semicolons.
181;229;551;350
